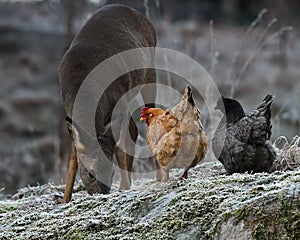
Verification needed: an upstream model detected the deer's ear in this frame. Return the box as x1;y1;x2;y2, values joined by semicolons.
65;116;85;151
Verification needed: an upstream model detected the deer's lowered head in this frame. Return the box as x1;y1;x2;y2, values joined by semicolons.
65;117;113;194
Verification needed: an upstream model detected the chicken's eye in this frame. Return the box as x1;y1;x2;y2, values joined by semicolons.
149;114;153;117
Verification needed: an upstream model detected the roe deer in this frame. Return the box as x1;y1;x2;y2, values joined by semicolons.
58;4;156;203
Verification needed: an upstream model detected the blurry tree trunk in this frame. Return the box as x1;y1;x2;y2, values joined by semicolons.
64;0;75;52
58;0;75;181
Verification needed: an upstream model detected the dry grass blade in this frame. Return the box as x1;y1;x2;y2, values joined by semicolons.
228;8;293;98
228;8;268;97
272;135;300;171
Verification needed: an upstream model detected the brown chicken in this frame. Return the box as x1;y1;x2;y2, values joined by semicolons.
140;86;208;181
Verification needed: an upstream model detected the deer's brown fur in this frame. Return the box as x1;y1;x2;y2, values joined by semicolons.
58;4;156;203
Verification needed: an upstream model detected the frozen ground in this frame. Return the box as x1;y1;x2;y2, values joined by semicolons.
0;161;299;239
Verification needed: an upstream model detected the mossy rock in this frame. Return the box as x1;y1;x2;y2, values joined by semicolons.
0;162;299;239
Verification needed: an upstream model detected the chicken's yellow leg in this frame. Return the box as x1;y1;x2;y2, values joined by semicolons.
161;169;169;182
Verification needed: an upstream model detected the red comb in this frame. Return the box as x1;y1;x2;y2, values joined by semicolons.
140;107;149;117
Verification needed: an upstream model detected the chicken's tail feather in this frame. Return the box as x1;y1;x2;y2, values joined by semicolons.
257;94;274;139
257;94;274;110
184;85;202;123
185;86;195;107
256;95;274;115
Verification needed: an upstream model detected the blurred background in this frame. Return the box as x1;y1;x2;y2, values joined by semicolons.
0;0;299;195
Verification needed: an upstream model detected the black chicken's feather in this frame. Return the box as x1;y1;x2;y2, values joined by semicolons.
212;95;276;174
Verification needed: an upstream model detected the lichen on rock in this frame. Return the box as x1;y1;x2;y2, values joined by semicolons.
0;159;299;239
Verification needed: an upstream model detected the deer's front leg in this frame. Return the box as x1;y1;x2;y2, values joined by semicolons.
62;144;78;203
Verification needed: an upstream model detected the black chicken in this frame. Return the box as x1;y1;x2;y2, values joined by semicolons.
212;95;276;174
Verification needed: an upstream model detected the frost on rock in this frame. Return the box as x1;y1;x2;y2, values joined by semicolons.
0;161;299;240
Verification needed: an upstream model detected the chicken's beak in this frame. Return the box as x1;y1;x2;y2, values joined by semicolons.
140;117;146;121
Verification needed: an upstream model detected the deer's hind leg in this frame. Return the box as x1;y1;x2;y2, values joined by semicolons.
140;68;162;179
116;116;138;191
